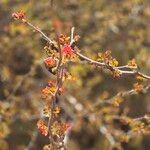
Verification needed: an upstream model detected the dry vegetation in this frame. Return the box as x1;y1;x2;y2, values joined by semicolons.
0;0;150;150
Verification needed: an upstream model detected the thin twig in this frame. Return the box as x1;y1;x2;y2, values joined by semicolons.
70;27;75;45
74;48;150;80
94;83;150;108
26;21;54;45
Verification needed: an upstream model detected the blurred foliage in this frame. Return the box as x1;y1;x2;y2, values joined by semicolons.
0;0;150;150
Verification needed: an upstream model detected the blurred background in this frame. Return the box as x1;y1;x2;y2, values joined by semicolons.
0;0;150;149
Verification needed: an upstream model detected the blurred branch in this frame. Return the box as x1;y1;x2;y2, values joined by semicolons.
95;83;150;108
50;0;54;7
5;65;36;102
65;94;116;149
64;83;150;117
99;125;115;150
133;115;150;121
111;114;150;122
25;130;39;150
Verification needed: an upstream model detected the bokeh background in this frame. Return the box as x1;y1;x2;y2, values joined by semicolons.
0;0;150;150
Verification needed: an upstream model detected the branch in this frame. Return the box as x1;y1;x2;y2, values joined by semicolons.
74;47;150;80
47;29;64;147
95;83;150;108
26;21;54;44
99;125;115;149
23;21;150;80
